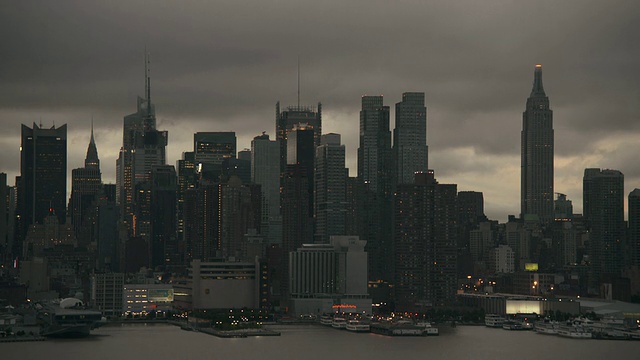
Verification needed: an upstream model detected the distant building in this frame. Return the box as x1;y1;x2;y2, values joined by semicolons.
193;132;236;179
173;259;261;310
394;92;428;185
123;283;174;316
314;133;346;243
628;189;640;267
487;245;515;274
150;165;178;269
69;124;102;248
276;102;321;173
91;273;125;317
357;95;393;283
289;236;371;315
583;168;625;292
393;171;457;310
554;193;573;220
251;134;281;245
116;60;168;235
16;123;67;257
521;65;554;224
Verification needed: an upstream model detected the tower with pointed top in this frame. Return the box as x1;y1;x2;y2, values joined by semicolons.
521;65;554;224
116;52;168;236
69;123;103;247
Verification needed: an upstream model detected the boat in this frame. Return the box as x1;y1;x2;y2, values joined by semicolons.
502;320;524;330
320;315;333;326
332;317;347;329
345;320;370;332
534;322;558;335
556;325;592;339
38;298;104;338
485;314;505;328
416;321;439;336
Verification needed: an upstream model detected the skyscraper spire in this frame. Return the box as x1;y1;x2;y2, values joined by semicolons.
145;50;151;117
530;64;546;97
85;118;100;170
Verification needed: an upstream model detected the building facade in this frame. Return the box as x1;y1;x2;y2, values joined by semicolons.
521;65;554;224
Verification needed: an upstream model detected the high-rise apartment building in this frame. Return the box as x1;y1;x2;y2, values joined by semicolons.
394;92;428;185
583;168;624;290
314;133;346;243
393;171;457;310
521;65;554;224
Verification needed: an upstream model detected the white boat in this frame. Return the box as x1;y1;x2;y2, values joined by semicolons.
345;320;370;332
485;314;505;328
332;317;347;329
38;298;104;338
320;315;333;326
556;325;592;339
416;322;439;336
535;322;558;335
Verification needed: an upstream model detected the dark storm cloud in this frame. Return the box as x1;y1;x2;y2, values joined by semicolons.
1;0;639;220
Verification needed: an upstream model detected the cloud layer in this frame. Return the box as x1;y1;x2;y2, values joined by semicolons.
1;0;639;221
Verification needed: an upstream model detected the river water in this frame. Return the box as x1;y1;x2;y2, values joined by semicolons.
3;323;639;360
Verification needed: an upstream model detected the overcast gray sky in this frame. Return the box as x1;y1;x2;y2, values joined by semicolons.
1;0;639;221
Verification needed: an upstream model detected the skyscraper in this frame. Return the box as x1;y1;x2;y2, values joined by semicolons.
150;165;177;269
583;168;624;290
276;102;321;173
287;124;316;217
251;133;281;244
314;133;346;243
394;92;428;185
357;96;392;282
116;54;168;233
629;189;640;267
521;65;554;224
17;123;67;257
69;123;102;247
393;171;457;310
193;132;237;167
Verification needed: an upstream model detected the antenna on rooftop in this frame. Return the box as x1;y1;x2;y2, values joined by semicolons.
297;56;300;108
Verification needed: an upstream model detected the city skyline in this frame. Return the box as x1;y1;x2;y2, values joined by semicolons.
1;1;640;221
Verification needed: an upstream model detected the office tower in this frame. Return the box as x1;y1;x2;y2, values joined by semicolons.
276;102;321;173
1;173;7;256
183;183;219;262
194;132;236;167
554;193;573;220
150;165;177;269
357;96;393;282
176;151;196;260
95;197;120;271
287;124;316;216
218;176;261;260
16;123;67;257
521;65;554;224
457;191;486;270
281;164;312;298
457;191;485;225
629;189;640;267
251;134;281;244
69;124;102;247
583;169;624;290
116;55;168;233
394;92;428;185
393;171;457;310
314;133;346;243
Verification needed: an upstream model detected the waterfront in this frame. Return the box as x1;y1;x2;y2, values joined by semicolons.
3;323;639;360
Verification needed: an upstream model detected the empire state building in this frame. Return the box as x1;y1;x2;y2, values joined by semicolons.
521;64;554;223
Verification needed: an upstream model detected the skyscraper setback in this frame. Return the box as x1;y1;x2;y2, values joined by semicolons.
521;65;554;224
